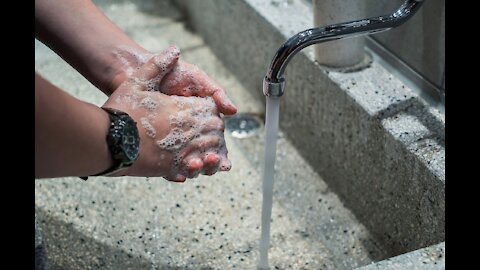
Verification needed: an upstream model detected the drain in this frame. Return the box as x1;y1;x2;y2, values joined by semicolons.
224;113;263;139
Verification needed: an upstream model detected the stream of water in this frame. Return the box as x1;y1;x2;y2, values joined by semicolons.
258;96;281;270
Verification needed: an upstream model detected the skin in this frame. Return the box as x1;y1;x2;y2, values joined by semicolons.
35;0;237;115
35;73;112;178
35;0;237;181
36;49;231;181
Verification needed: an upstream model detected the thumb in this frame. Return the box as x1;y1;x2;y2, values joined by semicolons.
132;45;180;82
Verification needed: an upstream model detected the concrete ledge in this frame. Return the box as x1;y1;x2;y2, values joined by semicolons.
174;0;444;257
356;242;445;270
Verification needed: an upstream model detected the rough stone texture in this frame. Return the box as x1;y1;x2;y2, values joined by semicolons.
173;0;444;258
35;1;389;269
356;242;445;270
36;215;48;270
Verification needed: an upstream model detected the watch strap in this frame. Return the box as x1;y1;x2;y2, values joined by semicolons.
80;107;139;180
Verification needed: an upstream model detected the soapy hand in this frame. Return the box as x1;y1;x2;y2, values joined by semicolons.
158;59;237;115
110;45;237;115
104;47;232;182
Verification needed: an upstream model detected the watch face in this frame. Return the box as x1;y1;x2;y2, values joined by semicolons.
120;117;140;163
98;107;141;176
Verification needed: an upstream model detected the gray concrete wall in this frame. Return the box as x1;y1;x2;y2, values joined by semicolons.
173;0;444;257
367;0;445;92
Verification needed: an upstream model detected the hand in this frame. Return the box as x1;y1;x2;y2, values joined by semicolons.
35;0;236;114
103;49;232;182
110;45;237;115
158;59;237;115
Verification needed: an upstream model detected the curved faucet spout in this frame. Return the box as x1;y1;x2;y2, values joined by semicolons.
264;0;424;97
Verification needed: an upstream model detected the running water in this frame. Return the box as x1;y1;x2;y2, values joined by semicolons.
258;96;281;270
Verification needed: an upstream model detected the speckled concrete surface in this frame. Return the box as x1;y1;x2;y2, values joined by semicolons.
36;215;48;270
356;242;445;270
35;1;388;269
175;0;445;258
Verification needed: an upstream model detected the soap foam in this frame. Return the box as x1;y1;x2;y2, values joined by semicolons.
155;96;227;180
111;45;229;180
140;117;156;138
112;46;152;77
112;45;179;93
159;64;206;97
114;94;143;110
140;97;158;111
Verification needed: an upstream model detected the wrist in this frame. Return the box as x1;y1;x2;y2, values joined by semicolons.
106;46;151;95
81;103;115;176
82;107;141;179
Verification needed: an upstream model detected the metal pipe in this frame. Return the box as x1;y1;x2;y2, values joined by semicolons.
263;0;424;97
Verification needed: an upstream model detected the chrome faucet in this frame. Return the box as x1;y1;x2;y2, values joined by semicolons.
263;0;424;98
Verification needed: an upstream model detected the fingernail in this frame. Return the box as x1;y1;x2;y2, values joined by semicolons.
188;158;203;171
204;153;220;166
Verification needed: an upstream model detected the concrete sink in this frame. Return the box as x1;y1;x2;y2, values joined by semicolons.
35;0;445;269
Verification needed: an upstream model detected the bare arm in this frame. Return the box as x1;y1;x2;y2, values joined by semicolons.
35;0;237;115
35;49;232;181
35;72;112;178
35;0;146;95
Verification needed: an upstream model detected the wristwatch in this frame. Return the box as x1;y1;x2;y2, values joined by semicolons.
80;107;140;180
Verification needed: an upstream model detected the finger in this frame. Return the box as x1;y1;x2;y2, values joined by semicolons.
133;45;180;82
185;157;203;178
194;73;237;115
187;135;221;152
168;135;220;176
202;152;221;175
203;152;221;167
201;117;225;133
178;135;221;165
161;60;237;115
213;90;237;115
165;173;186;183
219;158;232;171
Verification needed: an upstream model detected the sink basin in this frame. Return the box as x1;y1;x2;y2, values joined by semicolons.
35;0;444;269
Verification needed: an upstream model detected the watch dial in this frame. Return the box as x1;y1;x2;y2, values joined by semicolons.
122;118;140;162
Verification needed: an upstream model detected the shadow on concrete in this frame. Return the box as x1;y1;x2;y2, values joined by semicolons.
374;97;444;148
36;208;214;270
36;244;48;270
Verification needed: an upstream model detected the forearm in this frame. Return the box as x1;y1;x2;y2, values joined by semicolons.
35;73;112;178
35;0;147;95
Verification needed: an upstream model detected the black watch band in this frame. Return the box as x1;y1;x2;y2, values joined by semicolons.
80;107;140;180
